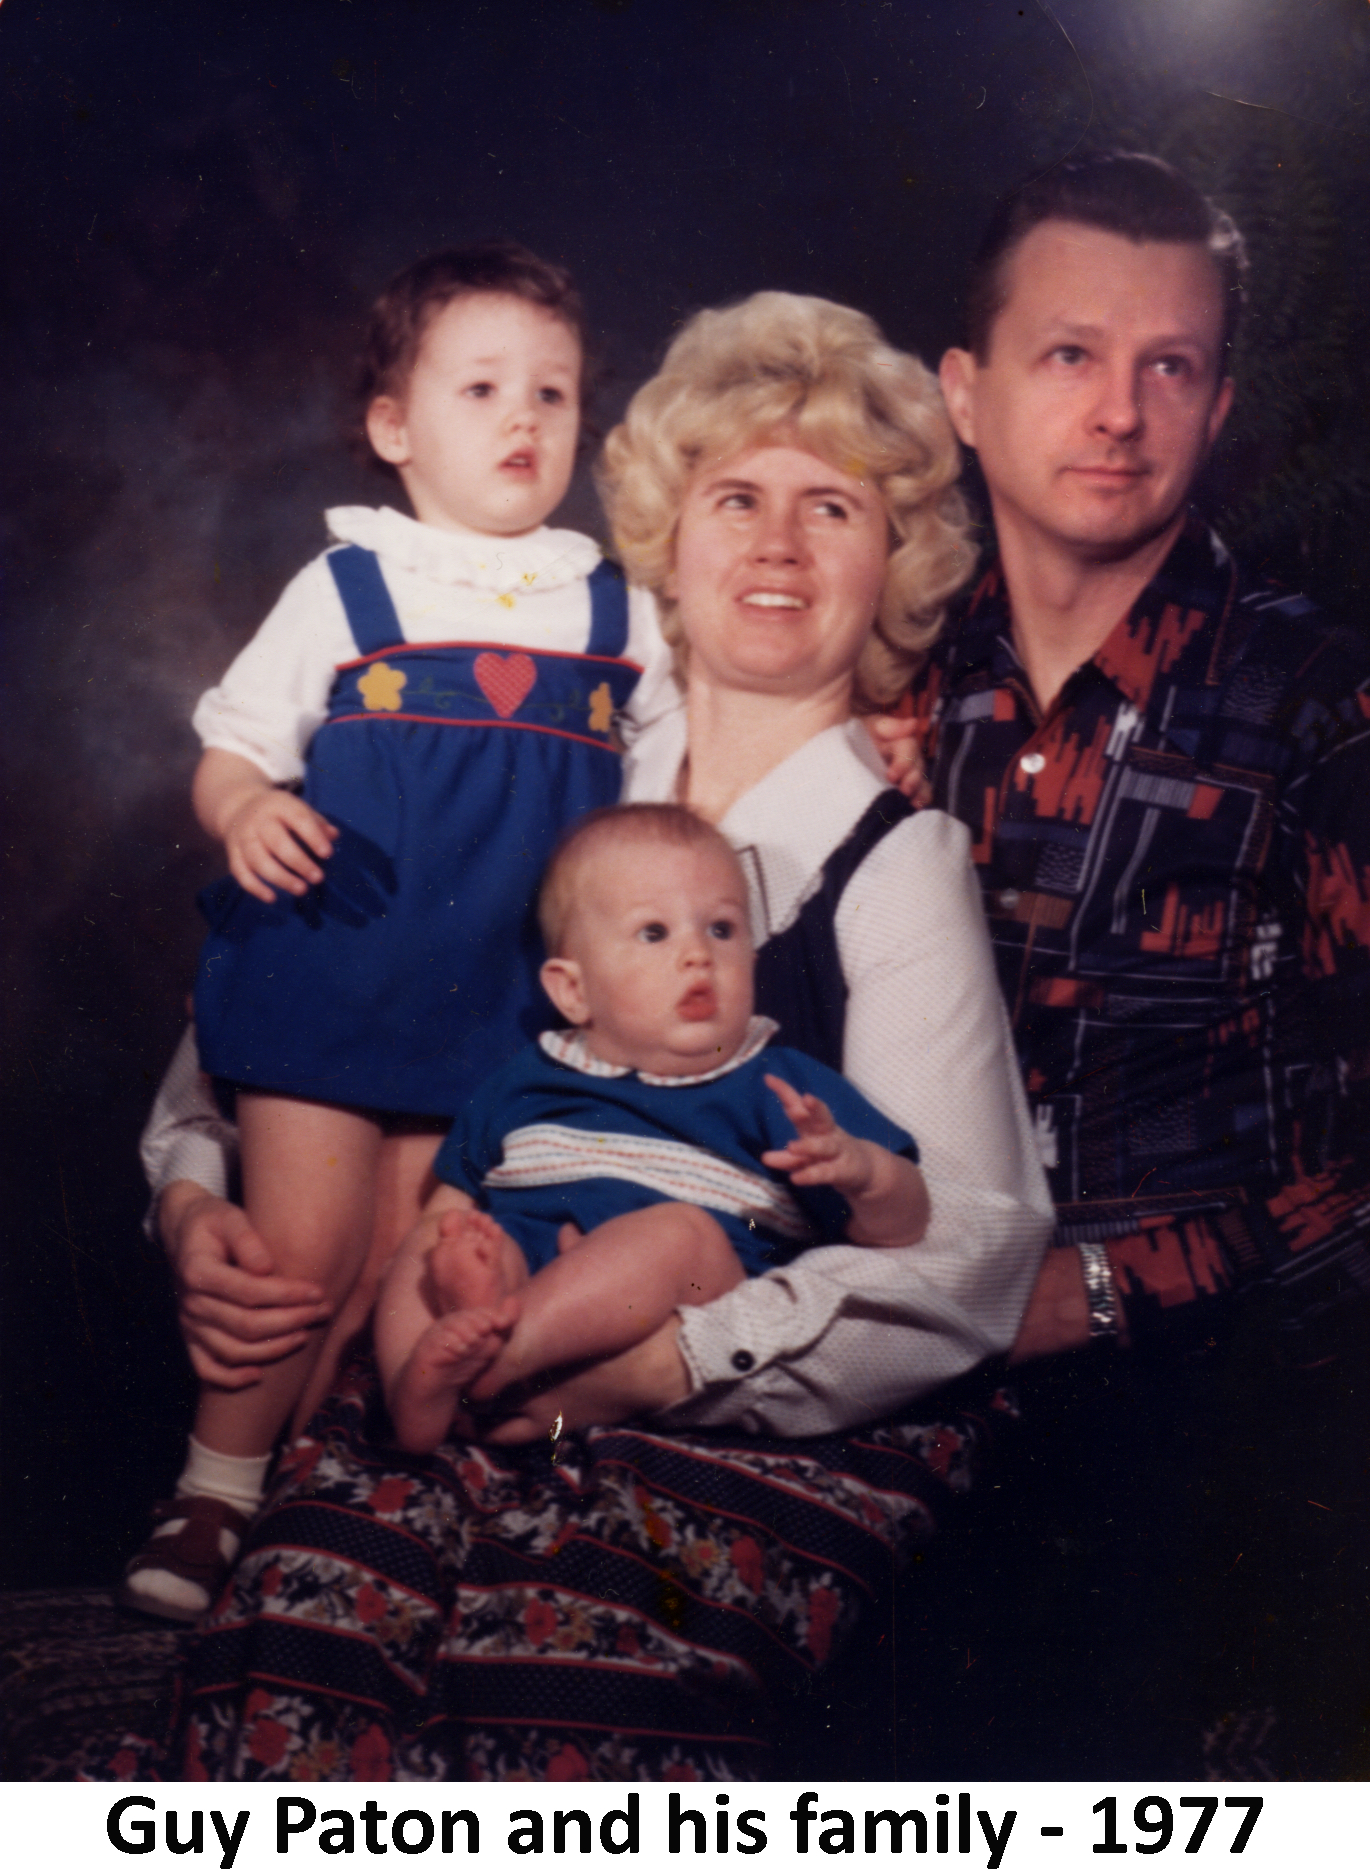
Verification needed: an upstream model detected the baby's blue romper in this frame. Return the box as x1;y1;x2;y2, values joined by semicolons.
194;545;639;1116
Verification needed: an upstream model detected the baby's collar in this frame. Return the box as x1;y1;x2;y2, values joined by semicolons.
538;1015;778;1086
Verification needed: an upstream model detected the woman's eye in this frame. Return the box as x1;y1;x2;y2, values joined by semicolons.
719;491;756;511
637;922;668;944
1051;345;1086;366
709;919;736;940
814;499;849;521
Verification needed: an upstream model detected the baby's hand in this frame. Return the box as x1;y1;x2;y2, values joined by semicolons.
866;713;931;807
225;789;337;903
760;1073;879;1198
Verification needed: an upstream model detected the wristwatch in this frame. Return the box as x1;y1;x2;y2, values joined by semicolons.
1076;1240;1120;1340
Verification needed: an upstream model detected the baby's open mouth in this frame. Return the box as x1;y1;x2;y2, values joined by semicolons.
678;984;717;1019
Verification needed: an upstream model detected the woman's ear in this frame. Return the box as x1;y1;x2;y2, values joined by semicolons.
366;395;411;467
540;957;591;1027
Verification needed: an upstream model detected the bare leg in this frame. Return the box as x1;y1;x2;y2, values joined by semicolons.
467;1202;742;1402
194;1094;383;1458
288;1127;443;1439
387;1212;529;1451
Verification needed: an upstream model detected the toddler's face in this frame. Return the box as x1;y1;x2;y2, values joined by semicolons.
544;839;755;1079
367;291;581;537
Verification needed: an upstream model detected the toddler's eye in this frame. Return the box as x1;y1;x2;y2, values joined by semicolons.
709;919;736;940
637;922;668;944
538;386;567;405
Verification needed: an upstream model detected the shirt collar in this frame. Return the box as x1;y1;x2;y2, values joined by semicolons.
946;515;1237;718
325;505;603;594
538;1015;779;1085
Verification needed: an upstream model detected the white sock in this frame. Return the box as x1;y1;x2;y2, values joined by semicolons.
123;1439;272;1618
175;1436;272;1519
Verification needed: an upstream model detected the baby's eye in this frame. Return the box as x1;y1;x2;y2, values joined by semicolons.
538;385;567;405
637;921;668;944
709;919;736;940
463;380;496;399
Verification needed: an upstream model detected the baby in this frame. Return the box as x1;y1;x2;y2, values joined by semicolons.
376;804;932;1451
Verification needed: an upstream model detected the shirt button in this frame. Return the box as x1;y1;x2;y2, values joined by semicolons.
1019;751;1046;774
999;889;1020;910
731;1350;756;1373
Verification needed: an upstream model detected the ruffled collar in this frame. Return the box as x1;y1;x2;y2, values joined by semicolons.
538;1015;778;1086
326;505;603;594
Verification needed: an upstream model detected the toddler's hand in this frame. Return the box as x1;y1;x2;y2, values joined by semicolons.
760;1073;878;1197
866;713;931;807
225;789;337;902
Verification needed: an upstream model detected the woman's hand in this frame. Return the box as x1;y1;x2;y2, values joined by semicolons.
194;748;337;902
866;712;932;806
159;1179;332;1386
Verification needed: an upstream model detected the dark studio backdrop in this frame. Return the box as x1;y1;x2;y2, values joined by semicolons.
2;0;1368;1765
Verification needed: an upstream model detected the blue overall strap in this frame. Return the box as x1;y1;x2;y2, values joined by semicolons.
585;558;629;658
327;545;404;656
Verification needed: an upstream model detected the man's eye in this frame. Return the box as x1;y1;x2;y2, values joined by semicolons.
1153;356;1190;379
1052;345;1086;366
637;922;668;944
709;919;736;940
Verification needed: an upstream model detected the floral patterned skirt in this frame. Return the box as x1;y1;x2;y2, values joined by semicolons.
162;1357;996;1781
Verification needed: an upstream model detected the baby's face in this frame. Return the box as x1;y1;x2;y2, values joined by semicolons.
368;291;580;537
552;839;755;1079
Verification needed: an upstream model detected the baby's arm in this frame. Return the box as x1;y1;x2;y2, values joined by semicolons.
194;748;338;903
761;1074;930;1248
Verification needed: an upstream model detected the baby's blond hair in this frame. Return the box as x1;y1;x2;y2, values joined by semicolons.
538;804;744;957
596;291;974;710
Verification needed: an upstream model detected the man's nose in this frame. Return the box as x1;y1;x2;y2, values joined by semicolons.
1092;361;1143;440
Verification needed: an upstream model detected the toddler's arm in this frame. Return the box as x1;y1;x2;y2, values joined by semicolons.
761;1074;930;1248
194;747;338;903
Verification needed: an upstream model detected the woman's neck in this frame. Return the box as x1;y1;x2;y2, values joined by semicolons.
681;675;852;825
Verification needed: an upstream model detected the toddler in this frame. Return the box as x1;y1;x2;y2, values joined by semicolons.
123;244;673;1619
376;805;931;1452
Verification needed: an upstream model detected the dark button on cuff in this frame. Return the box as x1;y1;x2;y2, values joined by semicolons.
731;1350;755;1373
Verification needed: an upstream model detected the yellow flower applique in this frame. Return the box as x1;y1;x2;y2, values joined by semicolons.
497;592;516;610
587;681;614;734
357;661;407;713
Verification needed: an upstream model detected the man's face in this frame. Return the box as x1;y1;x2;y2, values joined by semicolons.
940;220;1234;566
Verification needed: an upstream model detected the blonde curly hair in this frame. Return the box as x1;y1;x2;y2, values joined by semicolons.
596;292;973;710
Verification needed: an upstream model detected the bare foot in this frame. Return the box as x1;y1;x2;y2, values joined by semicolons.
429;1209;527;1314
390;1300;518;1451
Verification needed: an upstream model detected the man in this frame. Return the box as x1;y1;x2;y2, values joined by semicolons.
905;149;1370;1775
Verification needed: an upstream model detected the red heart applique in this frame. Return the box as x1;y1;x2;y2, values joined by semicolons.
473;650;537;718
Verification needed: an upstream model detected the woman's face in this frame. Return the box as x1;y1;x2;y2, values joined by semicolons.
667;441;890;701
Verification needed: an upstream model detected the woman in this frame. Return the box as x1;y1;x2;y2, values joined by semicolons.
147;293;1051;1781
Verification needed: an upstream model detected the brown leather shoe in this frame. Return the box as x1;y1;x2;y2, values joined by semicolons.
118;1496;250;1622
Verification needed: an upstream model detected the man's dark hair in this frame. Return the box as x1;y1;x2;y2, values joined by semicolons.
356;240;588;468
964;150;1248;369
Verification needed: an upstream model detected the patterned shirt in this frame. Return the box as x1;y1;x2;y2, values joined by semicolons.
910;517;1370;1341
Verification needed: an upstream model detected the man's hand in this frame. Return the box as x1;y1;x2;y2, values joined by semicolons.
159;1179;332;1387
866;713;932;807
1008;1245;1127;1363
